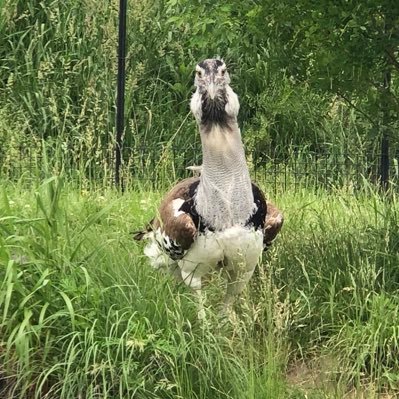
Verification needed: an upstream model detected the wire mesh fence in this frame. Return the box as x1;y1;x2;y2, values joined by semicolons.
0;142;398;192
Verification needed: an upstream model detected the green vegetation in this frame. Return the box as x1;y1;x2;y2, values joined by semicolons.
0;178;398;398
0;0;398;166
0;0;399;397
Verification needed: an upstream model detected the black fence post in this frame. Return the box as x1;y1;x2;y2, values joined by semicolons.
115;0;127;190
380;58;391;191
380;132;389;191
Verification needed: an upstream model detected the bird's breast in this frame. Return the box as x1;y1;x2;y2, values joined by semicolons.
180;226;264;273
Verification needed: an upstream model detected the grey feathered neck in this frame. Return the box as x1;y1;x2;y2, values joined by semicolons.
190;84;255;230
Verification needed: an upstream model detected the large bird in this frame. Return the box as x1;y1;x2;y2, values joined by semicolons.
134;59;283;317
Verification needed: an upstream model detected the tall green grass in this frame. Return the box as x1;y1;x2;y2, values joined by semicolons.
1;0;397;198
1;0;389;161
0;177;398;398
1;1;398;397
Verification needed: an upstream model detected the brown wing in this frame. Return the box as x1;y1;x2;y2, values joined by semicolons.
156;177;200;250
264;200;284;249
249;183;283;249
134;177;200;259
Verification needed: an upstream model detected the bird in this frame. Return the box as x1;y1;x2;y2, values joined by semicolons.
134;59;283;318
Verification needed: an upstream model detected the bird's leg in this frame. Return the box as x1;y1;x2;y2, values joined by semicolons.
168;263;184;282
180;269;206;320
222;263;256;316
195;287;206;320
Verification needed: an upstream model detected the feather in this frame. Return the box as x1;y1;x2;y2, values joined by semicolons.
134;59;284;319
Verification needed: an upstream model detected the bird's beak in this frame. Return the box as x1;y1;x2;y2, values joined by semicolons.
207;81;217;100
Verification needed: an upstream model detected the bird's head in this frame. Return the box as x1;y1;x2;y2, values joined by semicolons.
190;59;239;127
194;59;230;100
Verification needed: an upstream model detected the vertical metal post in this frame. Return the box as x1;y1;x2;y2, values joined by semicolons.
380;132;389;190
380;13;391;192
115;0;127;190
380;67;391;191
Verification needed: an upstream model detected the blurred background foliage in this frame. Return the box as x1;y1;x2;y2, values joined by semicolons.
0;0;398;162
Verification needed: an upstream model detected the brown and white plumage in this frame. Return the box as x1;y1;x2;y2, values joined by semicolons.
134;59;283;317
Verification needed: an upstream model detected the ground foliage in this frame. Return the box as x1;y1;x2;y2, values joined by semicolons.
1;2;399;397
0;179;398;398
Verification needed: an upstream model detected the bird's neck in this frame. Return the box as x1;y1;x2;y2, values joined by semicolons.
195;122;255;230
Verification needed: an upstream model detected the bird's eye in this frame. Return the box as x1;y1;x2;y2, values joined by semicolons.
196;71;202;78
221;69;226;76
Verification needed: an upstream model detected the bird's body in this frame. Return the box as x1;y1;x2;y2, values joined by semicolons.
134;59;283;316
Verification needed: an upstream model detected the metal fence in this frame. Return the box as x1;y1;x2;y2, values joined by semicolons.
0;143;398;192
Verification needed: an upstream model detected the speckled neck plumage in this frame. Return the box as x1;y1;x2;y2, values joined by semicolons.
191;86;255;231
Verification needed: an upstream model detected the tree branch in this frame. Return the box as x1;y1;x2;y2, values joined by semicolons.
336;91;376;125
385;48;399;71
369;78;399;109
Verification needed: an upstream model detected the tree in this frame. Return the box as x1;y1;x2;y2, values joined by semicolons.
251;0;399;129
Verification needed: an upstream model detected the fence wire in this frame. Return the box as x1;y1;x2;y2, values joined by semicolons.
0;143;398;192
